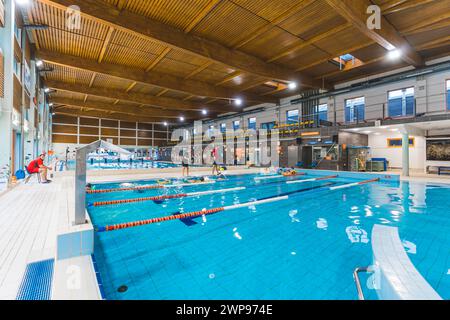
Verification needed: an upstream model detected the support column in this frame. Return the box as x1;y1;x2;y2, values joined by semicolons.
0;0;15;173
402;132;410;177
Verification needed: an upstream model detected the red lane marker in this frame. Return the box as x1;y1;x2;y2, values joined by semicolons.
92;193;188;207
102;207;225;232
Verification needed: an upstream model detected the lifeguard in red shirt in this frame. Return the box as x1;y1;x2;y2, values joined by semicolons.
26;152;52;183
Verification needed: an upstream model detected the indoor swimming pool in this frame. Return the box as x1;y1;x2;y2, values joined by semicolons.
66;160;179;170
86;172;450;300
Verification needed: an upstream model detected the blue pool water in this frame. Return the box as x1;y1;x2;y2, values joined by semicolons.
87;172;450;300
66;160;179;170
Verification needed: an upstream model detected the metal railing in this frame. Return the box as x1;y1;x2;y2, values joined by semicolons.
353;266;373;300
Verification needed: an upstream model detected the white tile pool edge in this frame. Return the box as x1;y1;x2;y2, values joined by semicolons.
372;225;442;300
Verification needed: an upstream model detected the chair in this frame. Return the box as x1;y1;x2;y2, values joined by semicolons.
24;168;41;184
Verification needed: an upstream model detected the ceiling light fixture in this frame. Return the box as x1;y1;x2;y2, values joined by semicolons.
387;49;402;60
288;82;297;90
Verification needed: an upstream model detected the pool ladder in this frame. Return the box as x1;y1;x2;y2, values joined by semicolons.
353;266;373;300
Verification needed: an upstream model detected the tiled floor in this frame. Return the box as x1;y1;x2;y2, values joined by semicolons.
0;178;61;299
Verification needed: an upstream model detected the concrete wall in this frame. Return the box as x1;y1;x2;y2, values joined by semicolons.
368;133;426;170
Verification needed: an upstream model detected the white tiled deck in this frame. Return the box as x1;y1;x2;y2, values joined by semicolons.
0;178;61;299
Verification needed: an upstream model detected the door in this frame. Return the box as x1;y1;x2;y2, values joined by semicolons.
302;146;313;168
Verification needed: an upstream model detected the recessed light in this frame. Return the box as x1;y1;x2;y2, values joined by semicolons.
179;116;185;122
234;98;243;106
288;82;297;90
44;88;50;93
387;49;402;60
202;109;207;115
163;122;168;126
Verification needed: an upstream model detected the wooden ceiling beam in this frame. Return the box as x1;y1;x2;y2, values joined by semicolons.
39;49;275;103
45;80;225;113
53;106;165;123
38;0;325;89
325;0;424;67
51;97;197;119
98;26;115;63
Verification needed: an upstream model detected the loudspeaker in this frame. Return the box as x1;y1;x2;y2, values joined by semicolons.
296;138;302;145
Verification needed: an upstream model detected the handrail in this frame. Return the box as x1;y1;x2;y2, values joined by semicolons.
353;266;373;300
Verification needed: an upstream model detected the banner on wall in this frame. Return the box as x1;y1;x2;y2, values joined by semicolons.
426;139;450;161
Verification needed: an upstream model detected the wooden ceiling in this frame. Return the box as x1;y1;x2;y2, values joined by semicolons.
23;0;450;124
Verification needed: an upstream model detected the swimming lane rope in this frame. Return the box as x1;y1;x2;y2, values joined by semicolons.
95;195;289;232
88;186;245;207
86;180;216;194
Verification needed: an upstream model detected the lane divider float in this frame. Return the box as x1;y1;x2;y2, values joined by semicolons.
96;195;288;232
254;172;306;181
88;186;245;207
86;180;216;194
286;175;338;184
329;178;380;191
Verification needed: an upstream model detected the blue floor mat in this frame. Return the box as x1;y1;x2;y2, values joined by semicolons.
16;259;54;300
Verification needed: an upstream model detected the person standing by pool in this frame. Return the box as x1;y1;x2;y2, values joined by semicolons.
181;153;190;176
211;146;219;175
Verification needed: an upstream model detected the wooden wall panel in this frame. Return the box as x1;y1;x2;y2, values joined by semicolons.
138;139;152;146
79;117;99;126
79;126;99;135
121;121;137;129
52;134;77;143
138;130;152;138
79;136;98;144
13;76;22;113
138;123;153;130
53;114;78;124
53;124;77;134
120;129;136;137
153;131;168;139
102;119;118;127
153;124;167;131
120;138;137;145
101;128;118;136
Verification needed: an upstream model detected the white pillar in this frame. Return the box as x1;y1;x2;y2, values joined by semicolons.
0;0;15;172
402;132;410;177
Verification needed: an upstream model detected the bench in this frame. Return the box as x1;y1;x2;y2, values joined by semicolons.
437;166;450;175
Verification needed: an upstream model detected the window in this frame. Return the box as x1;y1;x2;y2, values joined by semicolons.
220;123;226;133
345;97;365;123
317;104;327;121
388;87;414;117
446;80;450;111
233;120;240;130
261;122;276;130
14;24;22;46
340;54;354;62
248;117;256;130
13;56;21;78
286;109;299;124
387;137;414;148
